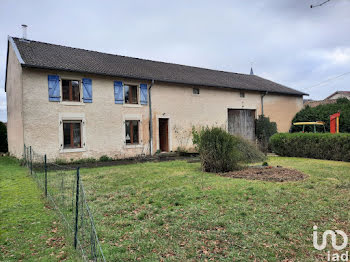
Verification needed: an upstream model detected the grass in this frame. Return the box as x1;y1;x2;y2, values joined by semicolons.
2;156;350;261
76;157;350;261
0;157;77;261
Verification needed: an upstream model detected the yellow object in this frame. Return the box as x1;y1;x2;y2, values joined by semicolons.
336;117;339;133
293;121;326;133
293;121;325;126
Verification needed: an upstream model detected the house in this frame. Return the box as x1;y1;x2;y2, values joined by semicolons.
304;91;350;108
5;36;307;160
325;91;350;100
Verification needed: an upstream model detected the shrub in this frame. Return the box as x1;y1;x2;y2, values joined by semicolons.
73;157;97;164
291;98;350;133
255;115;277;153
192;127;265;172
270;133;350;161
55;158;68;165
0;122;8;153
99;155;112;162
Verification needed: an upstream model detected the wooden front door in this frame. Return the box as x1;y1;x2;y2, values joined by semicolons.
228;109;256;140
159;118;169;152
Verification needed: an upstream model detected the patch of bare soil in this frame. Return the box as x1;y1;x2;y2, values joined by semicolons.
220;167;307;182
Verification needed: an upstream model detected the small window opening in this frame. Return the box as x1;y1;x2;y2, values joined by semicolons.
193;88;200;95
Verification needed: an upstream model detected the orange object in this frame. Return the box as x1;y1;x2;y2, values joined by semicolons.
330;112;340;134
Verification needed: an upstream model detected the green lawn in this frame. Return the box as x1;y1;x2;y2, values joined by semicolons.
77;157;350;261
1;157;350;261
0;157;76;261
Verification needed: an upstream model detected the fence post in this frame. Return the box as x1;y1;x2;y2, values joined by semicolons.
23;144;26;165
30;146;32;175
44;154;48;197
74;167;80;249
27;147;29;168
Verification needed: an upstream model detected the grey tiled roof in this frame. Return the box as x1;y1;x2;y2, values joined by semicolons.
12;37;306;96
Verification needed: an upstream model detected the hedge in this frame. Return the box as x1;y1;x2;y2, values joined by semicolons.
255;115;277;153
291;98;350;133
270;133;350;161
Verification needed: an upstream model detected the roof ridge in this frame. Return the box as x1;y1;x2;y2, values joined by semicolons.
11;36;251;77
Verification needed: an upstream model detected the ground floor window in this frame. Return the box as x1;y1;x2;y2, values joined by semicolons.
125;120;139;144
63;121;82;148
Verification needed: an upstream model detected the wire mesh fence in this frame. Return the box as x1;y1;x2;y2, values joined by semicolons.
23;145;106;262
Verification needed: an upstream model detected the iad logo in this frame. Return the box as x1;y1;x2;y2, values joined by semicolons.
313;225;349;261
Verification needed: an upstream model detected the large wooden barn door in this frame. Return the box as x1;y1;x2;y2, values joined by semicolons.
228;109;256;140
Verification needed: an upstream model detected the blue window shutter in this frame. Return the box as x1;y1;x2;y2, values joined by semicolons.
140;84;148;105
48;75;60;102
114;81;123;104
82;78;92;103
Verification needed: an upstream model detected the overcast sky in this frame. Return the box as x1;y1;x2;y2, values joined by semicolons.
1;0;350;122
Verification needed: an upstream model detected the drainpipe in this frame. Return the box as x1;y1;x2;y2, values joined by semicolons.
149;79;155;155
261;91;268;116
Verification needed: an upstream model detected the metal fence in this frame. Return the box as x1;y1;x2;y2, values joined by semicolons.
23;145;106;262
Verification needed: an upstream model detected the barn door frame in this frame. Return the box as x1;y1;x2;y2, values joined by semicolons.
227;108;257;140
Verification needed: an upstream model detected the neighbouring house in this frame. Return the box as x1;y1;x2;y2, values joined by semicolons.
325;91;350;100
5;36;307;161
304;91;350;108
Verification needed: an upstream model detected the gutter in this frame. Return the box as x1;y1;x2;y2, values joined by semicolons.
261;91;268;116
149;79;155;155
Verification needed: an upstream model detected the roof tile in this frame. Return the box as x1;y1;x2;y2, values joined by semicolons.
12;37;306;96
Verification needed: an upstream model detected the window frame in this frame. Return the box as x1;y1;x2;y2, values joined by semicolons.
125;120;140;145
124;84;139;104
63;120;82;149
240;91;245;98
59;113;86;153
62;79;81;102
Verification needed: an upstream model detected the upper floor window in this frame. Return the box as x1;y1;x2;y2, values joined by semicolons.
62;80;80;102
124;85;138;104
193;88;200;95
240;91;245;98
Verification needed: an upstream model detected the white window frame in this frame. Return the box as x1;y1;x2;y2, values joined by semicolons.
123;114;143;148
59;113;86;153
59;76;85;106
123;82;141;107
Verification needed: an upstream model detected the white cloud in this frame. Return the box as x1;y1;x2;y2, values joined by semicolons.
308;47;350;66
324;47;350;65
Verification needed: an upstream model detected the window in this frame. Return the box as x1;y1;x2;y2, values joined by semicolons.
62;80;80;102
240;91;245;98
125;120;139;144
193;88;200;95
63;121;82;149
124;85;138;104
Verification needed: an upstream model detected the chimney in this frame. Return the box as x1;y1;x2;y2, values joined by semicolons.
21;24;28;39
